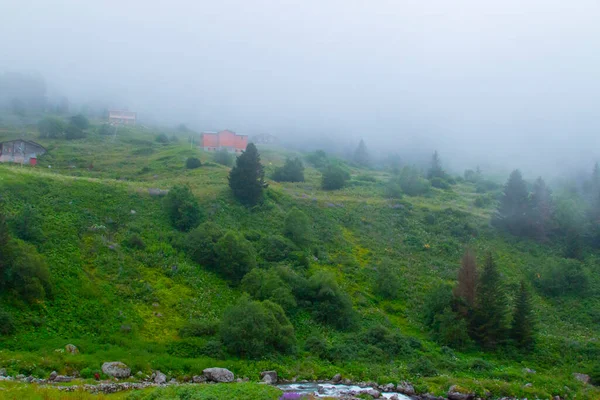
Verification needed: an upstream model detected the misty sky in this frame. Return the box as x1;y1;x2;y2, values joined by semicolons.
2;0;600;174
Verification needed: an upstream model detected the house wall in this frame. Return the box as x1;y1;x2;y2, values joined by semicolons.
201;131;248;152
0;140;46;165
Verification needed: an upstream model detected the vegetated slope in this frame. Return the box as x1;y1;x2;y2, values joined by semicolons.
0;125;598;399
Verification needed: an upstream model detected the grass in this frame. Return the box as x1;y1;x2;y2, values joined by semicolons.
0;121;599;399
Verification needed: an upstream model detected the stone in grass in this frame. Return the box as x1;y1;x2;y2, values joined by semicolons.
102;362;131;379
202;368;234;383
260;370;277;384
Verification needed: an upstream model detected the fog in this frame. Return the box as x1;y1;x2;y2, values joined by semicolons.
2;0;600;176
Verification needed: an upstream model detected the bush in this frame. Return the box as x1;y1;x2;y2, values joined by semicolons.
433;307;471;350
534;259;589;296
375;260;401;299
156;134;170;143
430;177;450;189
214;231;257;283
12;205;43;243
38;116;66;138
220;297;296;358
470;358;495;372
305;150;328;168
283;208;312;247
98;123;114;135
185;222;224;267
0;309;15;335
69;114;90;130
408;357;439;377
259;235;298;262
179;320;219;338
163;185;202;231
3;240;53;303
65;124;87;140
241;268;297;312
396;166;431;196
322;165;350;190
214;149;234;166
185;157;202;169
306;271;355;330
272;157;305;182
304;334;328;358
384;181;403;199
124;234;145;249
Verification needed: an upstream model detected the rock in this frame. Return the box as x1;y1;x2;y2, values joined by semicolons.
524;383;533;388
65;344;79;354
396;381;416;396
130;210;136;215
192;375;207;383
389;396;400;400
0;368;6;377
148;188;168;197
342;378;352;385
53;375;73;383
573;373;590;384
331;373;342;383
361;388;380;398
49;371;58;381
16;374;25;380
448;385;474;400
260;370;277;384
169;378;177;384
380;383;395;392
152;302;160;308
101;362;131;379
154;370;167;384
25;376;34;383
202;367;234;383
524;368;536;374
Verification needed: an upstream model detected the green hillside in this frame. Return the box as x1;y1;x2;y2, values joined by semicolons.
0;122;599;399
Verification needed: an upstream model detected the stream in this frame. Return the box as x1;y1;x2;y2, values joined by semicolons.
276;383;412;399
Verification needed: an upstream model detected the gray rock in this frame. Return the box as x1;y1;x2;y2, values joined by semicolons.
396;381;416;396
154;370;167;384
148;188;168;197
260;370;277;384
192;375;207;383
573;373;590;384
524;368;536;374
16;374;25;380
448;384;475;400
54;375;74;383
331;373;342;383
361;388;381;398
49;371;58;381
101;362;131;379
65;344;79;354
0;368;6;377
25;376;34;383
169;378;177;384
202;367;234;383
524;383;533;388
380;383;395;392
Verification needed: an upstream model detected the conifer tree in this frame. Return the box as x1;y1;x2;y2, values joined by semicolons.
494;169;531;236
427;150;445;179
530;177;553;240
353;139;370;167
510;281;535;350
453;248;478;309
228;143;267;206
472;253;509;349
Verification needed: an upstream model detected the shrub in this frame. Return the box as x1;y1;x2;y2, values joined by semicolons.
259;235;298;262
37;116;66;138
185;157;202;169
384;181;403;199
65;124;87;140
470;358;494;372
304;334;328;358
322;165;350;190
241;268;297;312
272;157;305;182
124;234;145;249
0;309;15;335
283;208;312;247
305;150;328;168
98;124;114;135
396;166;431;196
12;205;43;243
375;260;401;299
214;231;257;283
214;149;234;166
156;133;170;143
69;114;90;130
306;271;355;330
179;320;219;338
430;177;450;189
408;357;438;377
185;222;224;267
534;259;589;296
433;307;471;350
220;297;296;358
3;240;52;303
163;184;202;231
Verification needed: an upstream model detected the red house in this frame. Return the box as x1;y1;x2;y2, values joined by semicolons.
201;130;248;153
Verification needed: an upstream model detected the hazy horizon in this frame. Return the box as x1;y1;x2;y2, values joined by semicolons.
2;0;600;177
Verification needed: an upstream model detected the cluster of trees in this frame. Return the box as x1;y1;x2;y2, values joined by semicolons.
426;250;535;351
0;207;52;307
164;185;203;231
272;157;304;182
229;143;268;206
38;114;90;140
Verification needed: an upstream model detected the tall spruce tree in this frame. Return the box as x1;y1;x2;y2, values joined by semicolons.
427;150;445;179
530;177;553;240
228;143;267;206
353;139;370;167
494;169;531;236
472;253;509;349
510;281;535;350
453;248;478;309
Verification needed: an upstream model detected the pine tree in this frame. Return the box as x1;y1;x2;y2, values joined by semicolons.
453;248;478;309
494;169;531;236
427;151;445;179
510;281;535;350
471;253;509;349
228;143;267;206
530;177;553;240
353;139;370;167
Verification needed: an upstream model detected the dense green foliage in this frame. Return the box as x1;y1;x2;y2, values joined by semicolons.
229;143;267;205
283;207;312;247
186;157;202;169
214;149;234;166
272;157;305;182
214;231;257;283
69;114;90;130
321;164;350;190
164;184;202;231
37;116;66;138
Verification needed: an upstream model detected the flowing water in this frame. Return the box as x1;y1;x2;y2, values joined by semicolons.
276;383;412;399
